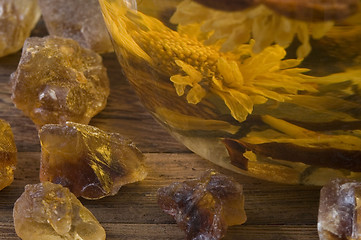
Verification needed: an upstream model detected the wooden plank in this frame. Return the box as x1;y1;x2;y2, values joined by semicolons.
0;152;320;239
0;222;319;240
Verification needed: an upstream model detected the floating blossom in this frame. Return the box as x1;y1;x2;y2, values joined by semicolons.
169;44;316;122
171;0;334;58
100;0;317;123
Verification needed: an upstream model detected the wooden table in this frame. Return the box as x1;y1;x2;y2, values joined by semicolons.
0;21;321;240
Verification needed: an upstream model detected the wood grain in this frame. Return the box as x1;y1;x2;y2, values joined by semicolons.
0;19;321;240
0;153;320;240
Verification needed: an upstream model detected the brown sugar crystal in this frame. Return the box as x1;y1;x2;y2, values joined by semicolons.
0;119;17;191
13;182;106;240
10;36;110;128
38;0;113;53
39;122;147;199
0;0;41;57
318;178;361;240
157;170;247;240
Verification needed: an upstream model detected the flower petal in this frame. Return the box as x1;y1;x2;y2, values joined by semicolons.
170;75;193;85
212;89;250;123
186;83;206;104
217;58;244;87
175;60;202;83
174;83;187;96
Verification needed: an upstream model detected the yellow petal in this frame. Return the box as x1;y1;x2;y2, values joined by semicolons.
212;89;250;123
186;83;206;104
228;89;254;114
170;75;193;85
250;95;268;104
175;60;202;83
217;58;244;87
242;86;286;102
174;83;186;96
212;76;224;90
155;107;240;134
261;115;317;138
280;59;303;69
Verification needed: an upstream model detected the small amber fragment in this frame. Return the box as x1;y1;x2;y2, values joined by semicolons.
318;179;361;240
10;36;110;128
0;119;17;191
39;122;147;199
157;170;246;240
13;182;106;240
0;0;41;57
38;0;113;53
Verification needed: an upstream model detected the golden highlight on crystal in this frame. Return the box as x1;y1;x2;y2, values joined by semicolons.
0;119;17;191
10;36;110;128
13;182;106;240
0;0;41;57
39;122;147;199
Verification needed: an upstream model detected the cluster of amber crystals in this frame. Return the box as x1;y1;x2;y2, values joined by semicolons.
39;122;147;199
39;0;113;53
158;170;247;240
10;36;110;128
0;119;17;191
0;0;41;57
13;182;106;240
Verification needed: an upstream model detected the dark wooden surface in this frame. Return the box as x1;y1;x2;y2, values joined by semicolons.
0;21;322;240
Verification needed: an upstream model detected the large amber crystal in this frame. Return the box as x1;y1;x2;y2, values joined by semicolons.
13;182;106;240
10;36;110;128
318;178;361;240
39;122;147;199
0;119;17;191
158;170;247;240
0;0;41;57
38;0;113;53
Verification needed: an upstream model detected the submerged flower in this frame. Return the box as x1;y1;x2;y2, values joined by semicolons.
171;0;334;58
100;0;317;123
170;43;316;122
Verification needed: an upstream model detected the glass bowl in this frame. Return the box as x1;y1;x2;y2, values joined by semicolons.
99;0;361;185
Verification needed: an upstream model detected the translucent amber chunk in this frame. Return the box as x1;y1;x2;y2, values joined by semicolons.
39;122;147;199
13;182;106;240
38;0;113;53
0;119;17;191
10;36;110;128
318;179;361;240
0;0;41;57
157;170;247;240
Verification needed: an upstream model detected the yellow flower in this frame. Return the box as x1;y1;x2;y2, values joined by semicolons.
171;0;334;58
100;0;318;123
168;43;316;123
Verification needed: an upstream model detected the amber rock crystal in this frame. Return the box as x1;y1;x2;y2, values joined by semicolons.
0;0;41;57
10;36;110;128
157;170;247;240
39;122;147;199
0;119;17;191
318;179;361;240
38;0;113;53
13;182;106;240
